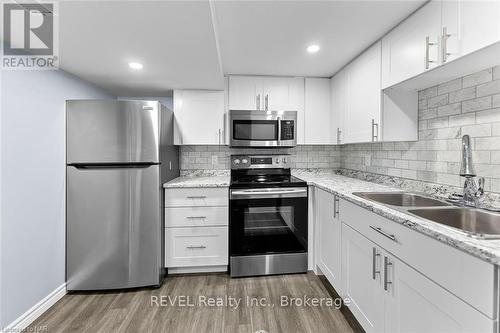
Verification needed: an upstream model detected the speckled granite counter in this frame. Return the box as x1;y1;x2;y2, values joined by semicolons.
163;170;230;188
292;169;500;265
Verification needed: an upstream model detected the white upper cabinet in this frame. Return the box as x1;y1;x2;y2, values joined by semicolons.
228;76;262;110
441;0;500;63
262;77;292;111
304;78;332;144
344;41;382;144
382;0;500;89
331;42;389;144
330;69;347;144
381;1;442;88
173;90;225;145
228;75;303;112
227;75;305;144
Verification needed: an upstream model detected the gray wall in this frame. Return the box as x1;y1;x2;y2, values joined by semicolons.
341;66;500;192
180;145;341;170
0;70;113;327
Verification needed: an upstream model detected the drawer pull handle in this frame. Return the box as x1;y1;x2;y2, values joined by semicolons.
187;245;206;249
186;216;206;219
369;226;397;242
187;196;206;199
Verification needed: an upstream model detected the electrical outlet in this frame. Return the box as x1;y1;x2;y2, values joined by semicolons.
212;155;218;165
364;154;371;167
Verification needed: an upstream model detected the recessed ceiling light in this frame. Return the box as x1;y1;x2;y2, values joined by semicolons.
307;45;320;53
128;62;143;70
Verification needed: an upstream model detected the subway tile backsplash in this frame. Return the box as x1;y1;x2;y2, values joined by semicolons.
341;66;500;193
180;145;341;170
180;66;500;193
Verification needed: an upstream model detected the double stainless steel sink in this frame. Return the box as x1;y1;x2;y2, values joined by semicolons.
353;192;500;239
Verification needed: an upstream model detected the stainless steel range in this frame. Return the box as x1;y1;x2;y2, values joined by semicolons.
229;154;308;277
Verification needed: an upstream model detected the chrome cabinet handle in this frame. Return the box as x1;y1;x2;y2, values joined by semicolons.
369;226;397;242
186;216;206;219
441;27;451;63
372;247;381;280
187;196;206;199
337;127;342;144
425;36;437;69
333;195;340;218
187;245;206;249
265;94;269;111
384;256;393;291
256;94;261;110
371;119;379;142
218;128;221;145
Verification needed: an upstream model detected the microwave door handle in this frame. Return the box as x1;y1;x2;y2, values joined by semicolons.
277;116;281;145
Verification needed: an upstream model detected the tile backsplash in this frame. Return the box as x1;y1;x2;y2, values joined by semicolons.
342;66;500;192
180;145;341;170
179;66;500;193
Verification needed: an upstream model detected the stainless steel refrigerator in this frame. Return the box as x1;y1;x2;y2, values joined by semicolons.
66;100;179;290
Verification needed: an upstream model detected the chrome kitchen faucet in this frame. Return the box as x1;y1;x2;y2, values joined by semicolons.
457;135;485;207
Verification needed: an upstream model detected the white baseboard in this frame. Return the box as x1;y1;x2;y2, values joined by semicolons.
4;283;66;331
168;265;228;274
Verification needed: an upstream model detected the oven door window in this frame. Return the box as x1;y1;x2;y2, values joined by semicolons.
230;197;307;256
233;120;278;141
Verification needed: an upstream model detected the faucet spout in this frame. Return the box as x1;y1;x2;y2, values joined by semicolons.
459;134;476;177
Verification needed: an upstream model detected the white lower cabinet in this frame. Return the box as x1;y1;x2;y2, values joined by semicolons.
341;223;385;332
313;192;497;333
385;254;493;333
165;226;228;267
341;222;494;333
164;187;229;273
316;189;342;291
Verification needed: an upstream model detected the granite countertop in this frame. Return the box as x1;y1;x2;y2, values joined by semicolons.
163;170;230;188
292;169;500;266
163;168;500;264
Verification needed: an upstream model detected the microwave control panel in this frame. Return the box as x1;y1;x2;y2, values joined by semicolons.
281;120;295;140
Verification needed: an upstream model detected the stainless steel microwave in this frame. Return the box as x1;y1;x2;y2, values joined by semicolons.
229;110;297;148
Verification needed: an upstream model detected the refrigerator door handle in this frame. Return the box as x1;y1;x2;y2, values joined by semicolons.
69;162;158;169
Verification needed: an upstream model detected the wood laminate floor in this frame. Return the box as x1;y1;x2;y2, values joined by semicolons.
29;272;357;333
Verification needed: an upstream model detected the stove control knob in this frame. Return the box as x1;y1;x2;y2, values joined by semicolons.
234;159;240;165
275;157;280;164
242;159;248;164
282;157;288;164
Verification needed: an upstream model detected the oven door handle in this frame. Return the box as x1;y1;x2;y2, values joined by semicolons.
230;187;307;199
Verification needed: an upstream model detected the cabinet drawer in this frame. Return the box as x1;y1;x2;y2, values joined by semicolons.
165;226;228;267
165;188;228;207
340;198;496;319
165;206;228;227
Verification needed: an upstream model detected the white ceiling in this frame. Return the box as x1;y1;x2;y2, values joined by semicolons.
212;0;425;77
58;0;425;96
59;1;224;96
